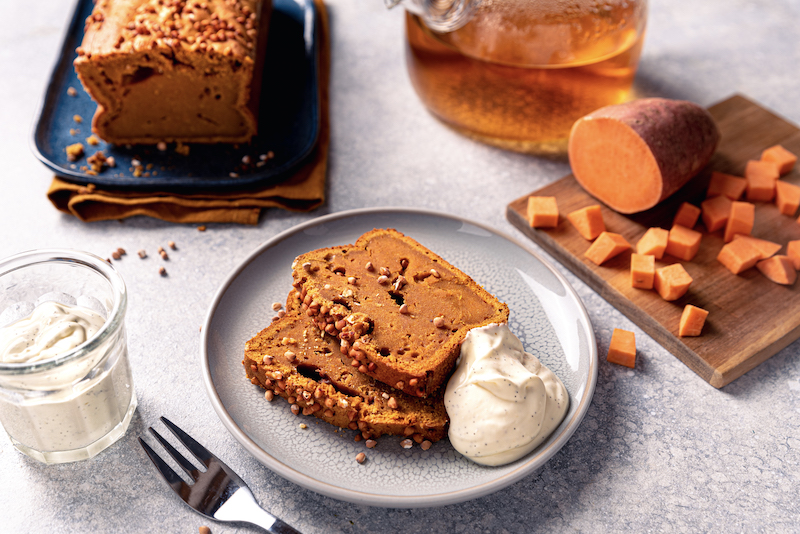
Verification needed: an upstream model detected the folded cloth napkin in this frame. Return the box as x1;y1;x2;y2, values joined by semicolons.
48;0;330;226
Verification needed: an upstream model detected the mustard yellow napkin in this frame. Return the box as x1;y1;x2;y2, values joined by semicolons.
48;0;330;226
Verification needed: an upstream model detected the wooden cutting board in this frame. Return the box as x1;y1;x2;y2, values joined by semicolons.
506;94;800;388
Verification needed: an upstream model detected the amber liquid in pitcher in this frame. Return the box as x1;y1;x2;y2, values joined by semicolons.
405;1;647;153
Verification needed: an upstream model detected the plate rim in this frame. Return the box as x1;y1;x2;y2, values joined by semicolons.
200;207;598;507
29;0;321;190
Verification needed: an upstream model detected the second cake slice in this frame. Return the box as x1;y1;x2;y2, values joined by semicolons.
290;228;509;397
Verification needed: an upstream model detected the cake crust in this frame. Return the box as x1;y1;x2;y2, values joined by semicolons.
74;0;271;144
243;295;449;442
290;229;510;397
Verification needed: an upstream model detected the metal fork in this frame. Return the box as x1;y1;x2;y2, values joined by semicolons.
139;416;302;534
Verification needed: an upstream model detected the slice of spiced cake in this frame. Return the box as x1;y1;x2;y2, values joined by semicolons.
243;293;448;443
290;228;510;398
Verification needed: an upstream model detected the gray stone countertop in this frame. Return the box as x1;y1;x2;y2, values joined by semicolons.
2;0;800;532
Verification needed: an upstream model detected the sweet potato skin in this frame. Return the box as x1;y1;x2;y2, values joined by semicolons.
568;98;720;214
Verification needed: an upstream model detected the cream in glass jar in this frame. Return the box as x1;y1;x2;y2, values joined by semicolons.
0;250;137;464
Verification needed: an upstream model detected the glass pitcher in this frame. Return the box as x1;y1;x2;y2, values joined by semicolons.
388;0;648;154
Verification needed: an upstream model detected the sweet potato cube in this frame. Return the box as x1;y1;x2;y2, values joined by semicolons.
654;263;692;301
630;253;655;289
567;205;605;241
607;328;636;368
527;196;559;228
761;144;797;175
701;195;732;233
717;239;761;274
775;180;800;216
679;305;709;337
665;224;702;261
706;171;746;200
723;201;755;242
672;202;701;229
731;234;781;259
745;160;777;202
756;255;797;285
787;240;800;270
585;232;631;265
636;227;669;260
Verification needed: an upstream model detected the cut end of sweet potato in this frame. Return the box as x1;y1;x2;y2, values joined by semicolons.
569;117;663;213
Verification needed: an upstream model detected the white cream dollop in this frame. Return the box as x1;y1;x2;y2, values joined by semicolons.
0;301;105;364
444;323;569;466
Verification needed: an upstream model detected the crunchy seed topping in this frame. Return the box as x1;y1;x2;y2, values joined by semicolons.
395;381;404;389
356;452;366;464
393;276;406;291
168;241;176;250
377;275;389;285
264;390;274;401
400;259;409;269
365;262;374;272
138;249;147;258
111;251;121;260
380;267;391;276
409;378;418;387
388;397;398;409
421;440;432;451
159;266;167;276
302;262;312;272
430;269;440;278
290;404;300;415
399;303;409;314
400;439;413;449
433;316;445;328
366;439;377;449
160;250;169;260
272;302;282;311
347;277;357;285
299;423;307;429
199;526;211;534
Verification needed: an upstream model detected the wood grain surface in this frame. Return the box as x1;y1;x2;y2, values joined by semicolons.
507;94;800;388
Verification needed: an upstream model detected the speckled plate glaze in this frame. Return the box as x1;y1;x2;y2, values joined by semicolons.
31;0;319;190
201;208;598;507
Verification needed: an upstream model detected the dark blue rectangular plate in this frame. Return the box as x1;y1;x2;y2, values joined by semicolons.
32;0;320;190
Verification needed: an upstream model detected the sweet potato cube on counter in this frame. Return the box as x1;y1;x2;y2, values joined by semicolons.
775;180;800;216
701;195;732;232
630;253;655;289
706;171;746;200
745;160;778;202
787;240;800;270
756;256;797;285
636;227;669;260
567;205;605;241
724;201;755;242
585;232;631;265
607;328;636;368
527;196;559;228
717;239;762;274
673;202;701;229
761;144;797;175
731;234;781;259
679;305;709;337
665;224;702;261
654;263;692;301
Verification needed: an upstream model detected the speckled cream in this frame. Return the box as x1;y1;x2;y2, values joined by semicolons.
445;323;569;466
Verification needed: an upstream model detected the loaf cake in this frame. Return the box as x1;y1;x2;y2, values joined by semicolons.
290;228;510;398
74;0;271;144
243;294;449;442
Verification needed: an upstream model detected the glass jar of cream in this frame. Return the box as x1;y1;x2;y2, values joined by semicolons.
0;250;137;464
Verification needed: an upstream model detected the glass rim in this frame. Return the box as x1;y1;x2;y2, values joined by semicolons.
0;249;127;376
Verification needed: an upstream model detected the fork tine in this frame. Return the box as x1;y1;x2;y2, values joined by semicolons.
160;416;213;467
138;437;186;494
148;427;201;481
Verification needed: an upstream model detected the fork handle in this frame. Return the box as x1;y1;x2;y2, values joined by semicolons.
215;487;302;533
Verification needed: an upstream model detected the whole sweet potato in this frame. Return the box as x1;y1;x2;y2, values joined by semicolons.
568;98;720;214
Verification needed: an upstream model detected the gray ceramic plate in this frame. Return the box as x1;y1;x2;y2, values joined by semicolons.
201;208;598;507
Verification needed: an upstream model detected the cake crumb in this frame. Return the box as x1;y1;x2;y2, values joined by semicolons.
67;87;77;97
86;135;100;146
175;142;190;156
69;128;78;136
198;225;207;232
73;114;83;123
199;527;211;534
299;423;307;429
356;452;366;464
66;143;84;161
